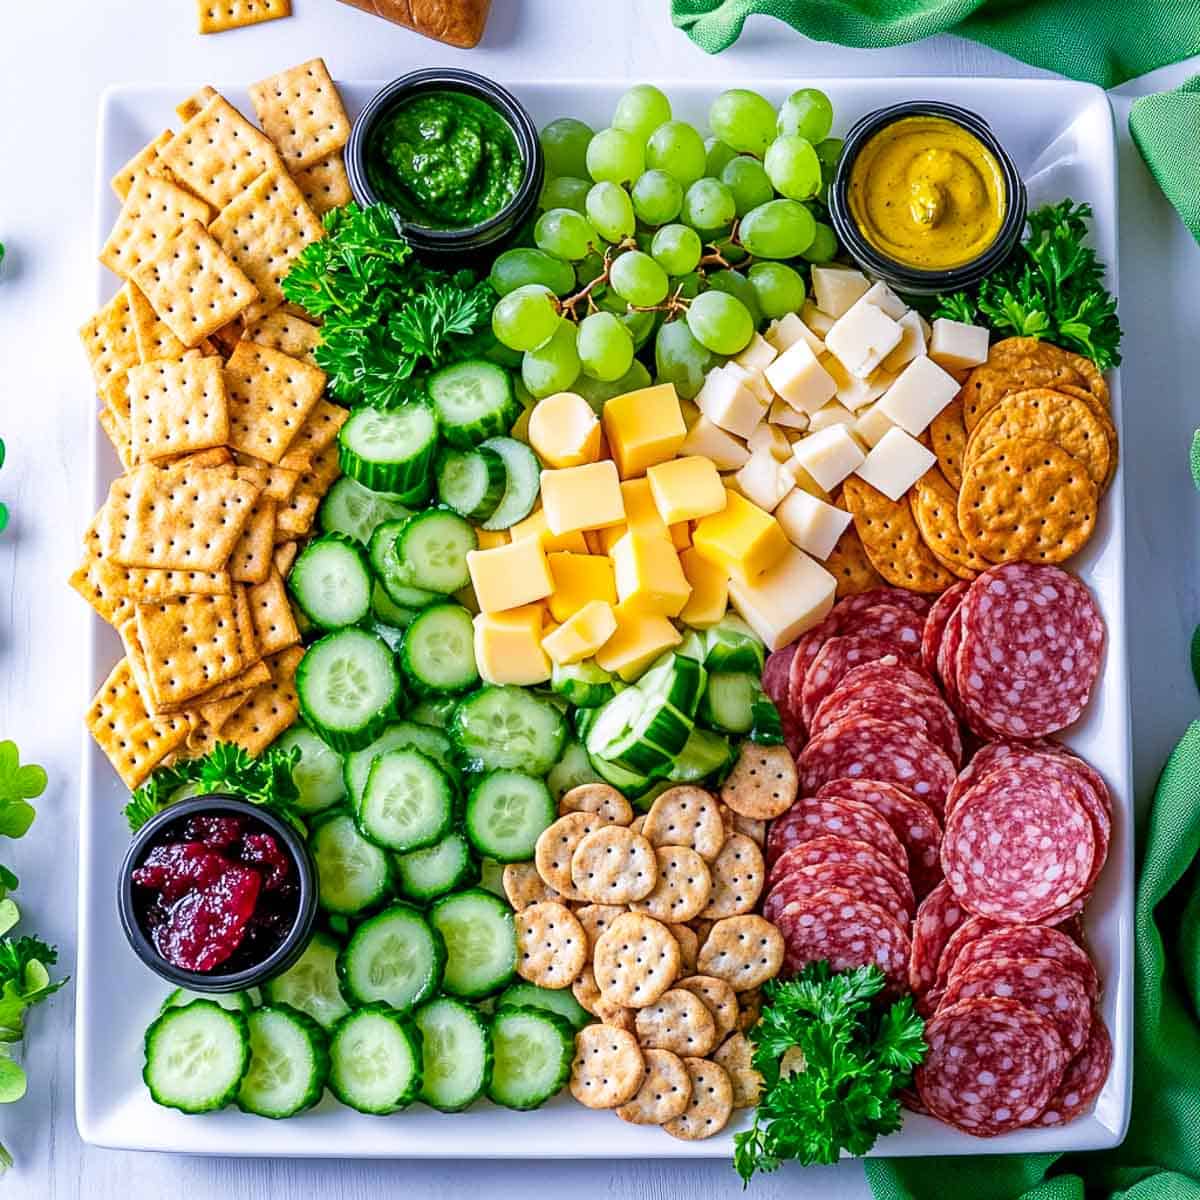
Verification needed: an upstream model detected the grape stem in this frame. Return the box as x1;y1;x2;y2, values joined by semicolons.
558;237;637;321
630;280;692;320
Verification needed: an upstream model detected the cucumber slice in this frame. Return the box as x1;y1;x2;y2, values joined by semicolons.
699;670;758;735
450;686;568;775
551;660;615;709
288;535;372;630
478;437;540;531
368;519;440;610
545;740;604;799
358;748;455;852
395;831;477;903
666;726;735;783
408;696;459;729
273;725;346;815
310;811;393;915
319;476;412;544
427;359;520;449
487;1007;573;1110
632;780;674;813
338;404;439;494
464;770;555;863
328;1006;423;1114
704;615;765;674
478;857;506;898
143;1001;249;1114
399;604;479;695
429;888;516;999
436;446;507;522
344;721;460;806
497;982;591;1032
297;629;400;752
161;988;252;1014
676;630;707;661
397;510;476;594
415;996;493;1112
371;581;420;629
587;748;651;796
236;1005;330;1118
750;692;785;745
262;932;352;1030
337;904;445;1011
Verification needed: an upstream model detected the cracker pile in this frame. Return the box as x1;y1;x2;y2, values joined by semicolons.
507;755;799;1138
76;64;353;789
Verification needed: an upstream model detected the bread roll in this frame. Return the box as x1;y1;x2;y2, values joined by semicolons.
337;0;491;48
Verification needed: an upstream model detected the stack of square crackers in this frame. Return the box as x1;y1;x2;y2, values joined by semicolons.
75;62;354;789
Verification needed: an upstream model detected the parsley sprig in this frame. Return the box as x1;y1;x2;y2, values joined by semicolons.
733;963;925;1182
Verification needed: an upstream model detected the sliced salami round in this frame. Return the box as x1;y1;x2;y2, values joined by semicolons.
922;581;969;679
765;793;908;875
947;925;1099;1003
834;588;933;620
801;636;921;730
787;613;840;726
915;997;1069;1136
767;835;914;914
811;680;962;767
931;915;1001;995
938;604;968;718
764;860;910;925
939;955;1092;1054
955;563;1105;739
1033;1014;1112;1127
764;644;804;754
909;880;968;995
830;657;944;707
836;603;925;653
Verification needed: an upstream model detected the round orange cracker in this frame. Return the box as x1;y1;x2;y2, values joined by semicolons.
962;340;1089;431
929;394;968;489
822;509;885;598
909;468;985;579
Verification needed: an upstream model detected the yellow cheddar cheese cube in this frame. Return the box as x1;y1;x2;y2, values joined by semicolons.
594;602;682;681
727;545;836;651
583;529;606;555
620;477;669;540
509;507;589;554
670;522;691;551
611;531;691;618
596;522;629;554
602;383;687;478
647;455;727;525
473;527;510;550
540;460;625;535
466;537;553;613
510;404;533;444
679;546;729;629
528;391;602;468
547;552;617;623
692;489;789;584
542;600;617;665
473;606;551;685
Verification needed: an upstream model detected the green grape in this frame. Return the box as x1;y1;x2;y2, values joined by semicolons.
650;223;702;276
654;319;716;400
491;284;561;352
535;207;600;261
815;137;844;180
586;127;644;186
609;250;669;307
540;117;594;179
612;84;672;143
631;170;683;226
575;250;607;288
585;182;636;243
708;89;777;157
777;89;834;143
748;262;806;319
801;221;839;263
706;268;764;330
704;137;738;178
645;121;707;188
738;199;817;259
577;311;635;382
620;308;660;353
489;247;576;297
685;290;754;356
681;178;736;234
634;230;654;254
574;360;652;414
521;320;581;397
720;156;774;217
671;271;703;301
763;134;821;201
539;175;590;214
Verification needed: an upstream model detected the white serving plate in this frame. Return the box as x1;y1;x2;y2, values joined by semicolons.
77;76;1130;1159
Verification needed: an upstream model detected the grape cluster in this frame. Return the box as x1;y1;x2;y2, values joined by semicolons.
488;86;843;404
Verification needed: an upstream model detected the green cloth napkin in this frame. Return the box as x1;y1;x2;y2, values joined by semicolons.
1129;76;1200;243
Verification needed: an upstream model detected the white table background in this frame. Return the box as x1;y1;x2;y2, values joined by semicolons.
1;2;1198;1197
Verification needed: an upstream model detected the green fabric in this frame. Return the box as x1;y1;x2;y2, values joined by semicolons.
1129;77;1200;243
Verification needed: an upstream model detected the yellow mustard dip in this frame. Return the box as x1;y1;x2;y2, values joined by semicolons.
847;115;1006;270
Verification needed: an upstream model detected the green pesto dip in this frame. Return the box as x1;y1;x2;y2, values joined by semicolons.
366;90;524;229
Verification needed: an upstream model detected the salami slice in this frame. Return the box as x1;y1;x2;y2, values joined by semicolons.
836;603;925;653
909;880;968;995
830;657;944;707
811;680;962;766
787;613;840;726
922;581;969;679
834;588;933;619
797;718;957;814
764;860;910;925
764;644;804;754
942;763;1096;923
815;779;943;898
938;604;968;717
931;915;1001;995
915;997;1069;1136
765;794;908;875
947;925;1100;1003
767;835;914;914
772;887;911;989
939;955;1092;1054
801;636;921;730
1033;1015;1112;1127
955;563;1105;739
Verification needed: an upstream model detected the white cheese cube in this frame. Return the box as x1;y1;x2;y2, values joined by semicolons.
807;402;857;433
775;488;854;560
782;455;832;501
696;365;767;438
725;360;773;406
853;403;897;449
882;311;927;373
929;318;990;370
918;312;932;340
875;355;961;435
747;422;793;462
679;413;751;471
811;266;870;318
734;332;778;374
768;397;809;431
728;545;836;651
790;425;866;493
823;352;893;412
766;311;825;357
735;450;794;512
764;339;837;416
825;301;903;380
859;280;907;320
801;301;836;338
855;427;936;501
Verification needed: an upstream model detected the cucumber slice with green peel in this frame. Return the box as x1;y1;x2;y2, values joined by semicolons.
676;630;707;661
545;740;604;799
497;982;591;1032
371;623;406;654
319;476;412;544
328;1006;423;1114
551;660;615;709
464;770;555;863
368;519;440;610
436;446;507;522
450;685;568;775
427;359;520;449
415;996;493;1112
338;404;439;494
392;477;433;507
477;858;506;898
296;629;400;752
487;1007;573;1110
343;721;460;806
288;535;373;630
236;1005;330;1118
665;726;735;783
429;888;516;999
370;580;420;629
632;779;674;813
358;748;455;852
750;692;785;745
478;437;540;531
337;904;445;1011
395;832;477;903
703;615;765;674
310;811;393;915
396;510;476;594
408;696;459;729
143;1001;250;1113
262;932;352;1030
586;748;651;796
699;670;758;735
160;987;252;1014
273;725;346;815
399;604;479;695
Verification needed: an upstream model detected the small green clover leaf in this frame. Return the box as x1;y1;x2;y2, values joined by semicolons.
0;1053;26;1105
0;743;46;803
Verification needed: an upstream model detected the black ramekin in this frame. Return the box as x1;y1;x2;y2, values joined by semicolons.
346;68;544;259
828;101;1027;297
118;794;317;993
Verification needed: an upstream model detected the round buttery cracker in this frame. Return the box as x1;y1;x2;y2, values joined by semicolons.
668;923;699;975
738;987;764;1032
559;782;633;826
697;915;785;992
720;743;797;820
615;1047;692;1125
634;987;719;1057
594;912;681;1008
929;393;968;489
630;846;712;923
571;825;658;903
575;903;626;951
570;1023;645;1109
503;862;560;912
822;514;885;598
515;900;587;989
663;1057;734;1140
571;965;634;1029
962;338;1089;430
674;974;739;1039
713;1032;763;1108
643;786;726;861
909;468;985;579
630;814;646;836
700;832;765;919
535;811;604;900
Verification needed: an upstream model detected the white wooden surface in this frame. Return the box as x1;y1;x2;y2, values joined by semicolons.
0;2;1197;1196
